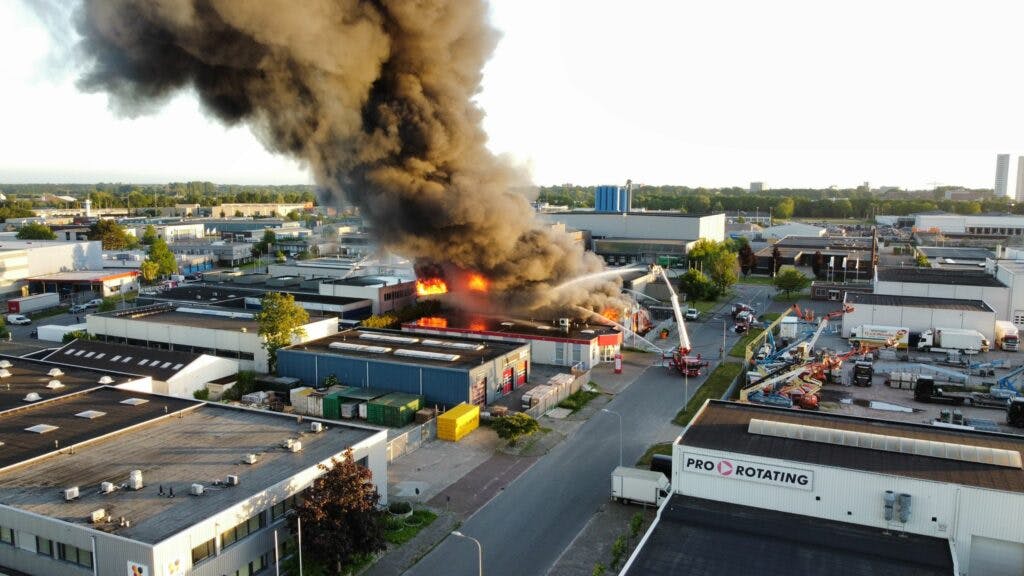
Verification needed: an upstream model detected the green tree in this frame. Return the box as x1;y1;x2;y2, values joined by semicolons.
706;250;739;291
253;229;277;257
97;299;117;312
811;250;825;279
738;242;757;276
773;267;811;298
275;249;286;263
678;268;718;301
286;210;302;221
15;223;56;240
493;413;539;445
139;260;160;284
255;292;309;372
915;253;931;268
144;237;178;277
288;449;386;573
771;246;782;275
775;197;795;220
88;219;136;250
140;224;158;245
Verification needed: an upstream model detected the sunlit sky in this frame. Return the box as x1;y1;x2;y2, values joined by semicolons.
3;0;1024;190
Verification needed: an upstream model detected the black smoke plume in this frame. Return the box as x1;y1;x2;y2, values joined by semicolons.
74;0;626;315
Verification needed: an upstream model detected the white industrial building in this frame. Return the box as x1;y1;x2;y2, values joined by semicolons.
760;222;826;241
0;240;103;297
842;292;996;341
992;259;1024;326
319;276;417;315
537;211;725;243
623;400;1024;575
128;222;206;243
86;304;339;373
873;267;1010;325
909;213;1024;237
0;386;387;576
42;339;239;399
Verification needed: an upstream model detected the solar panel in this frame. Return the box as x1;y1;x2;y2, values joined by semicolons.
74;350;86;357
63;349;75;356
160;362;172;369
94;353;105;360
172;363;184;370
111;355;122;362
84;352;95;358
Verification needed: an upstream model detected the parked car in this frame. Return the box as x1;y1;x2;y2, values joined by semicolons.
6;314;31;325
84;299;104;308
69;304;88;314
684;308;701;321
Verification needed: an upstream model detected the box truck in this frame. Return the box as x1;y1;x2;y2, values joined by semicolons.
779;316;799;341
7;293;59;315
611;466;671;506
848;324;910;350
916;328;989;355
995;321;1019;352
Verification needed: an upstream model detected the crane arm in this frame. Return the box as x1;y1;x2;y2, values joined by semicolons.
653;265;690;354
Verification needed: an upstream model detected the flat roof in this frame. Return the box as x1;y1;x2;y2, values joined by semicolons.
29;270;138;282
916;246;995;261
97;304;261;331
0;388;377;544
682;401;1024;493
845;292;994;312
327;275;413;287
773;236;873;249
553;211;719;219
402;314;622;344
287;328;528;370
42;340;203;382
876;267;1005;287
625;495;952;576
0;355;140;413
152;284;369;307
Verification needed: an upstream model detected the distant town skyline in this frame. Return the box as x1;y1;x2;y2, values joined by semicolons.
4;1;1024;189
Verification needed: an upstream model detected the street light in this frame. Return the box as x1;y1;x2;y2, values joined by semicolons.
601;408;623;467
451;531;482;576
286;511;303;576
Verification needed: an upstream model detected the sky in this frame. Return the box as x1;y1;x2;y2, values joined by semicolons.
3;0;1024;190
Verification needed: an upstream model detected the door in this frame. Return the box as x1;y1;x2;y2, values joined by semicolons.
502;367;513;394
971;535;1024;576
828;290;840;301
516;361;528;387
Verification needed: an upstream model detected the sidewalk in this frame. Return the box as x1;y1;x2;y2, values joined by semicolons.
361;510;460;576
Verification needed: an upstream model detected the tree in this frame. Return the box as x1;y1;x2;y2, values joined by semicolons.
97;299;116;312
139;260;160;283
775;197;795;220
286;210;302;221
773;267;811;298
771;246;782;275
253;229;277;257
706;250;739;291
16;223;56;240
493;413;540;445
288;449;386;573
811;250;825;279
678;268;718;301
738;242;757;276
255;292;309;372
144;237;178;278
88;219;136;250
275;249;286;263
140;224;158;245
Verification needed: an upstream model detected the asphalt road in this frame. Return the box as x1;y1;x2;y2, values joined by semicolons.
404;284;764;576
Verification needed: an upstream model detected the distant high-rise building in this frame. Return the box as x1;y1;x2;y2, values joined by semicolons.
1016;157;1024;203
995;153;1010;197
749;182;765;194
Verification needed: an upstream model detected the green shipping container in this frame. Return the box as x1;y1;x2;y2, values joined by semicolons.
322;392;342;420
366;393;423;427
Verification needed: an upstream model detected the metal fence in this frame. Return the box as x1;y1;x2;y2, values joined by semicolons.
524;369;592;419
386;417;437;463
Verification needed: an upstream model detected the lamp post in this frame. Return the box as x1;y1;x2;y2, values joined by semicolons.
601;408;623;467
451;531;482;576
286;511;304;576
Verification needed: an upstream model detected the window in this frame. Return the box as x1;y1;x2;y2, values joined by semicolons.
58;543;93;569
271;493;303;521
221;513;265;550
0;526;13;545
234;552;270;576
36;536;53;557
191;538;216;564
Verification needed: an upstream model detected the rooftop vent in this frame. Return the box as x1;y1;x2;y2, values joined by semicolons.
63;486;79;501
89;508;106;524
100;482;115;494
23;393;42;403
226;475;240;486
26;424;58;433
328;342;392;354
0;360;12;369
120;398;148;406
128;470;143;490
98;376;114;385
420;339;485;351
747;418;1023;469
243;453;258;465
394;349;460;362
310;422;324;433
0;369;12;379
46;380;64;390
75;410;106;420
289;440;303;453
282;438;296;449
359;333;420;344
190;483;204;496
47;368;63;377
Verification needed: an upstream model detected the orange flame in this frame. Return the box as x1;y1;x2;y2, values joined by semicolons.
418;317;448;328
467;273;489;292
416;278;448;296
601;307;621;322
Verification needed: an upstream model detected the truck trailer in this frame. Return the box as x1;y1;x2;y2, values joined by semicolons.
6;293;59;315
916;328;989;355
848;324;910;350
611;466;670;506
995;320;1020;352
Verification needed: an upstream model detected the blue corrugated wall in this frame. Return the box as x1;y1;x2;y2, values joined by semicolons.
276;350;471;407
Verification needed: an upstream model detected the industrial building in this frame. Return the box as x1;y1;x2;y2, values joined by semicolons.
402;315;621;370
0;386;386;576
28;270;140;299
758;222;826;241
841;292;996;341
594;184;632;213
0;355;151;405
277;328;532;407
169;241;255;267
41;339;238;398
623;400;1024;575
86;304;339;373
319;276;417;315
755;236;875;278
0;240;103;297
538;211;725;243
873;267;1009;324
103;250;215;275
916;246;996;269
902;212;1024;237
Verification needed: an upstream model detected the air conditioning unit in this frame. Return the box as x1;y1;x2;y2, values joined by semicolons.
243;453;258;465
128;470;143;491
64;486;79;501
190;483;204;496
310;422;324;433
289;441;303;453
226;475;240;487
100;482;115;494
90;509;106;524
282;438;295;449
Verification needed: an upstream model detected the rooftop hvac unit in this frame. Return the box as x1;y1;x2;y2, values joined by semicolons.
100;482;115;494
0;369;11;379
23;393;41;402
0;360;12;369
282;438;295;449
89;509;106;524
47;368;63;377
64;486;79;501
310;422;324;433
289;441;303;453
98;376;114;385
46;380;64;390
190;483;204;496
243;453;258;465
128;470;143;491
226;475;239;487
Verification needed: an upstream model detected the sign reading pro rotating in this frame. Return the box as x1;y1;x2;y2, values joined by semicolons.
683;452;814;491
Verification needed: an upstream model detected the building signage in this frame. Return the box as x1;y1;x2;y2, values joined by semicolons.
683;452;813;491
127;560;150;576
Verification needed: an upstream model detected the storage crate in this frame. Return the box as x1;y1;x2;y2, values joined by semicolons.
366;393;423;427
437;403;480;442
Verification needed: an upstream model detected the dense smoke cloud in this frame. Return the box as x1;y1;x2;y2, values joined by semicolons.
74;0;625;314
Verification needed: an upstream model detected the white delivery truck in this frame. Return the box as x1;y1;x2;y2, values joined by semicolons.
611;466;671;506
779;316;799;340
995;320;1020;352
916;328;990;355
848;324;910;350
6;293;59;315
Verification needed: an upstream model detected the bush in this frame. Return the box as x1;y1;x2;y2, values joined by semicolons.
222;371;257;401
592;563;606;576
193;388;210;400
678;269;720;301
557;390;599;413
630;513;644;538
388;501;412;515
493;413;540;445
62;330;91;343
611;535;627;568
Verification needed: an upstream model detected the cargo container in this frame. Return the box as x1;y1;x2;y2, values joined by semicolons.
995;320;1019;352
779;316;799;340
289;386;313;412
611;466;670;506
366;393;422;427
437;403;480;442
848;324;910;350
7;293;59;314
917;328;989;355
340;400;360;419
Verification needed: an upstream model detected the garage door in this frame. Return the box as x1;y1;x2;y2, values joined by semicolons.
971;535;1024;576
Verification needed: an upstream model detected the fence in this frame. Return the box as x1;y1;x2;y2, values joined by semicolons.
386;417;437;463
524;369;592;419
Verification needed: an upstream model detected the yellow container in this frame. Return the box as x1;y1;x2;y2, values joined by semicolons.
437;403;480;442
